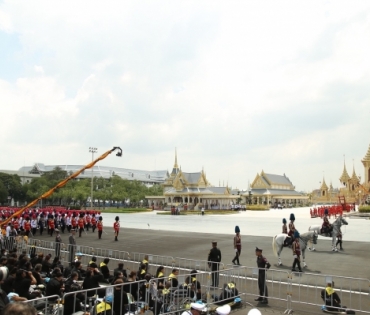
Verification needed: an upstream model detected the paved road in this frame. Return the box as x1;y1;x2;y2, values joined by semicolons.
35;208;369;315
96;206;370;242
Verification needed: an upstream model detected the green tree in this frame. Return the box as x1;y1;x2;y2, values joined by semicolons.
0;181;8;203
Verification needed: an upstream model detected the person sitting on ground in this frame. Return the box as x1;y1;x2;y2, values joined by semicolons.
1;268;17;295
125;271;139;301
32;264;44;286
141;255;149;273
321;281;347;312
14;269;39;300
138;263;147;280
51;256;64;273
168;269;179;288
155;266;165;290
213;282;239;305
113;262;127;280
99;258;112;283
82;264;104;297
71;261;84;280
63;283;90;315
64;272;79;293
63;261;75;278
45;272;64;300
113;278;129;315
111;271;124;285
41;254;52;276
189;270;201;301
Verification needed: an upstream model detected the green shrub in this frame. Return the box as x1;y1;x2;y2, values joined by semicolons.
359;206;370;213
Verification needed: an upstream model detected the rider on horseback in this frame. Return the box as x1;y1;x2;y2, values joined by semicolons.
282;218;289;246
322;209;332;236
286;213;296;246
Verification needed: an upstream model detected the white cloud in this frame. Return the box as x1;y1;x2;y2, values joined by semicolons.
0;0;370;191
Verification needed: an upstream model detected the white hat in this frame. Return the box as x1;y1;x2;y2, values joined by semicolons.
216;305;231;315
191;303;206;311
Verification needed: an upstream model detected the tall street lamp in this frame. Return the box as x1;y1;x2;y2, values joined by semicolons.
89;147;98;208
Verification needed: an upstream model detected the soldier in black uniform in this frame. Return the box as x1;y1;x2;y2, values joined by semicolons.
255;247;271;304
208;241;222;288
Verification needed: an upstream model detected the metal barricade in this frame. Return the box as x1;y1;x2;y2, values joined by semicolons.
290;272;370;314
25;295;62;315
1;236;20;253
150;270;211;315
93;248;130;261
174;257;225;272
129;252;175;274
210;266;292;313
62;278;147;315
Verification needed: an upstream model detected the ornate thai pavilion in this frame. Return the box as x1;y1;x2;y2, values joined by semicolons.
146;151;237;210
241;171;308;205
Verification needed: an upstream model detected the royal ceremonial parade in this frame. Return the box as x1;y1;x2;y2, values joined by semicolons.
1;2;370;315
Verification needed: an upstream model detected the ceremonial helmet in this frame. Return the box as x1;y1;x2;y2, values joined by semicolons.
234;225;240;233
294;230;300;238
282;218;287;224
289;213;295;221
99;216;103;221
115;216;119;221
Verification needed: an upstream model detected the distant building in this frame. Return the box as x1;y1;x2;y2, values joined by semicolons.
0;163;168;187
312;143;370;205
146;150;237;210
242;170;308;205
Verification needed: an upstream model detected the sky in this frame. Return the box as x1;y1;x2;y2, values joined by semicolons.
1;0;370;192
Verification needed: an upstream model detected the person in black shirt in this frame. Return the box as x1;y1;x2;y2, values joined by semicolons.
14;269;39;300
113;279;129;315
254;247;270;305
46;272;64;301
32;264;44;286
99;258;112;283
208;241;221;287
82;265;104;297
113;263;127;280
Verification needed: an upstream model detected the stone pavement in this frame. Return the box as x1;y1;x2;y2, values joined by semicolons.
35;223;369;315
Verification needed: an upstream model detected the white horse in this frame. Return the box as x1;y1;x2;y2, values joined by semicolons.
308;215;348;252
272;231;318;267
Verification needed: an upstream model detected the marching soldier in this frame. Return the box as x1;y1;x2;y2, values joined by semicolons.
292;231;302;272
24;217;31;237
232;226;241;265
85;212;91;231
66;214;72;233
113;216;120;241
48;215;55;236
91;214;97;233
255;247;270;304
97;216;103;239
78;213;85;237
208;241;222;288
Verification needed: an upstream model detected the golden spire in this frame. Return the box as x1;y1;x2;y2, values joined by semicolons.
339;156;350;183
362;144;370;162
351;160;358;181
321;177;328;190
174;147;178;168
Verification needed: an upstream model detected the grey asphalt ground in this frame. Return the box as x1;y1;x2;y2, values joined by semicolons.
34;210;370;315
